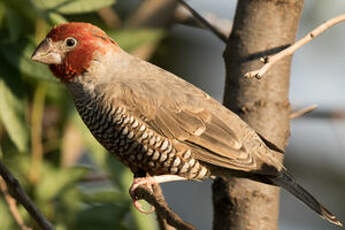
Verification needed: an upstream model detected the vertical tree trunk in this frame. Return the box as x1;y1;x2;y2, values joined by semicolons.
213;1;304;230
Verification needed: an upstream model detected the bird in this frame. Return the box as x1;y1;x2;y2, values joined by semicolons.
31;22;342;226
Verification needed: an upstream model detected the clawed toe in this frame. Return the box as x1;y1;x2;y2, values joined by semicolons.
133;200;155;214
129;177;156;214
128;175;186;214
129;177;155;199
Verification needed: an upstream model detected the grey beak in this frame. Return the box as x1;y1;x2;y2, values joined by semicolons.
31;38;62;65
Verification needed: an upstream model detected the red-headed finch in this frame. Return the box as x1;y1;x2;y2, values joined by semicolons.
31;22;342;226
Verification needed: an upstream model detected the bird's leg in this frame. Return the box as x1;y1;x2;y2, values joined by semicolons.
130;175;187;214
130;175;187;195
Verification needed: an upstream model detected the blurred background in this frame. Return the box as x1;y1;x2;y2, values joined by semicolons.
0;0;344;229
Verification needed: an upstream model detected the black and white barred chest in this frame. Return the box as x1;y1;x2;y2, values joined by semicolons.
73;96;210;180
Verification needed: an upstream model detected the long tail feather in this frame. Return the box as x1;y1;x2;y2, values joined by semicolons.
270;170;343;227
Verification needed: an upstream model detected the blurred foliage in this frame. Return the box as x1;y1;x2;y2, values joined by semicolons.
0;0;165;229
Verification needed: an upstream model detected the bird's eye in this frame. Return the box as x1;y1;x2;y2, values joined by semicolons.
65;37;77;48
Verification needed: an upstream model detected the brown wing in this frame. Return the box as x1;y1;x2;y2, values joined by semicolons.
99;53;277;173
148;105;260;172
113;78;261;172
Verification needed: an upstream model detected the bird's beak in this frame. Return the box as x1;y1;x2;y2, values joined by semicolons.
31;38;62;65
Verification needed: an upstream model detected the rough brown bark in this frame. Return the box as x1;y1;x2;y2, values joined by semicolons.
213;1;304;230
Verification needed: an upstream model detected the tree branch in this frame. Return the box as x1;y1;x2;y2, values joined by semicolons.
174;5;232;38
306;108;345;119
175;0;228;43
0;159;54;230
152;184;176;230
134;185;196;230
289;104;318;119
245;14;345;79
0;176;32;230
219;1;304;229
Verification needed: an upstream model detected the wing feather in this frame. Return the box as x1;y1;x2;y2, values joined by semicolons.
155;107;259;171
104;61;264;172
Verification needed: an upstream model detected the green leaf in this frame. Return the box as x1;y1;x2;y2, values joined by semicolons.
108;29;165;52
0;39;54;80
75;204;128;230
0;123;3;158
4;6;22;43
36;165;89;201
130;204;158;230
80;188;128;204
49;12;68;24
54;186;83;228
3;0;38;24
0;57;29;152
0;198;15;229
105;154;132;191
33;0;116;14
0;2;5;27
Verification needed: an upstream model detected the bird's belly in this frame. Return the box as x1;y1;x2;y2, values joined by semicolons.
74;98;210;179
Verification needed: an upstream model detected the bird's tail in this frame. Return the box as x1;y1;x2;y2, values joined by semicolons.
269;170;343;227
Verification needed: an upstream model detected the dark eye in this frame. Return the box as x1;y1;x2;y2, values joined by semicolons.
65;37;77;48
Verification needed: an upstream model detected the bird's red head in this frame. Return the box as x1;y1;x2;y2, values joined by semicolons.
31;22;119;80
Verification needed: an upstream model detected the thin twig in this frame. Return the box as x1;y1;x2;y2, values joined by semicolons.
0;176;32;230
81;173;110;182
134;185;196;230
306;109;345;119
126;0;178;28
157;215;176;230
176;0;228;43
0;160;54;230
174;5;232;37
98;7;122;28
125;0;178;60
244;14;345;79
290;105;318;119
152;184;176;230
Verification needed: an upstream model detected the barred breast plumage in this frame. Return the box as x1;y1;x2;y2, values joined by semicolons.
73;91;210;180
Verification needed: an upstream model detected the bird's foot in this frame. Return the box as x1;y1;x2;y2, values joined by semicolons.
130;177;156;214
129;175;187;214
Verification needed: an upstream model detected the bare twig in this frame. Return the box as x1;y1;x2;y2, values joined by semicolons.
125;0;178;60
134;185;196;230
291;108;345;120
98;7;121;28
0;160;54;230
157;215;176;230
81;174;181;229
131;43;159;60
176;0;228;43
126;0;178;28
0;176;32;230
61;123;83;167
174;5;232;37
244;14;345;79
290;105;318;119
152;184;176;230
81;173;110;182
